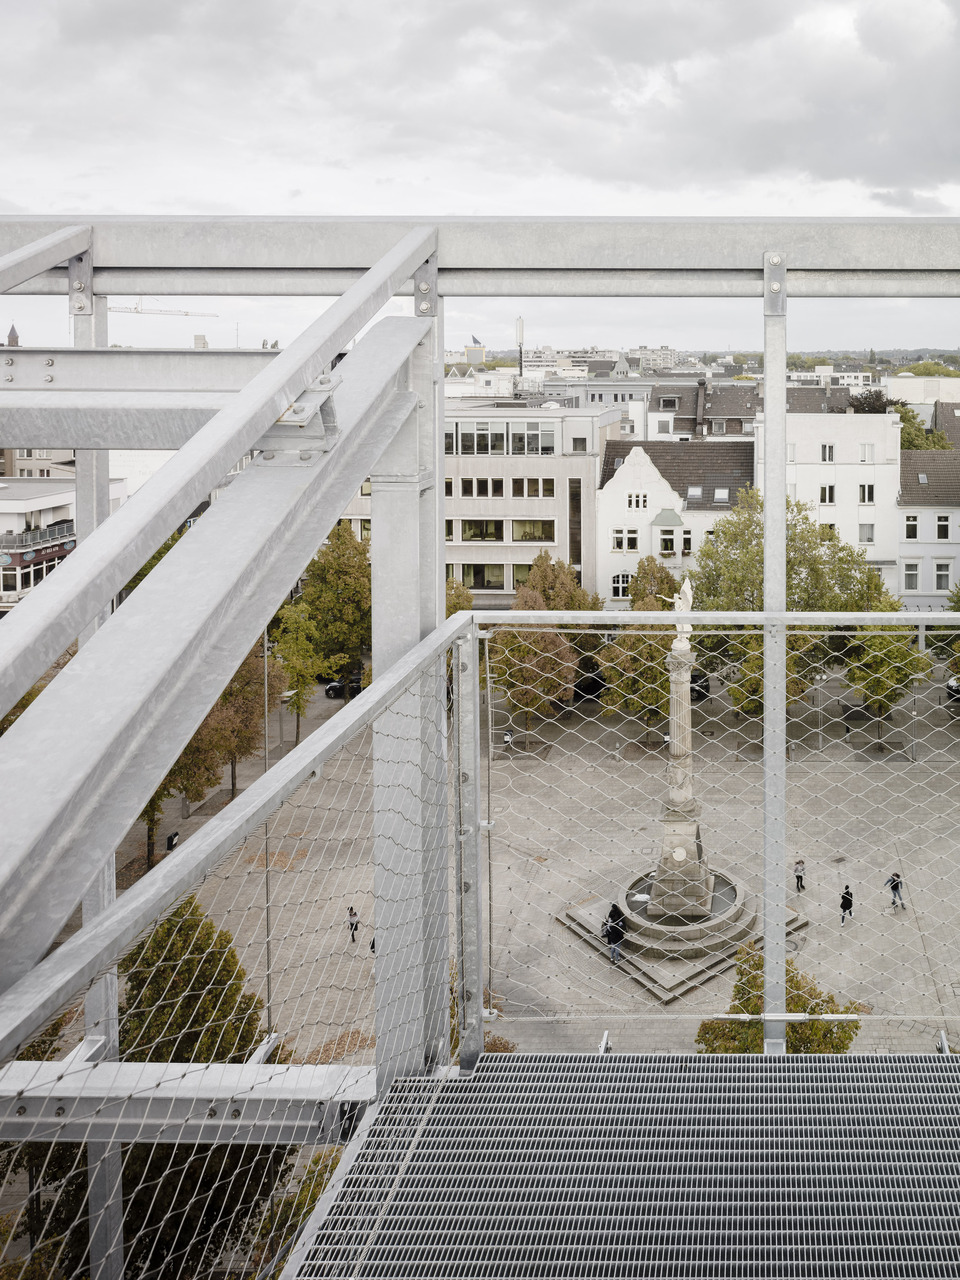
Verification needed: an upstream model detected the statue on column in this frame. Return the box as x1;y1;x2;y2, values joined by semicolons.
645;577;713;921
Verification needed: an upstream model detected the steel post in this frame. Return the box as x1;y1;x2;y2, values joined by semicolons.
453;632;484;1072
762;252;788;1055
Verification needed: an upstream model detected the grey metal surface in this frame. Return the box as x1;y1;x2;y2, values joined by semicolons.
0;391;232;447
0;318;429;992
0;224;91;293
297;1054;960;1279
0;346;275;391
0;225;437;722
453;631;484;1073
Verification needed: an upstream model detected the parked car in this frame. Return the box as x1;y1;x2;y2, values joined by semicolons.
323;672;363;699
691;669;711;702
946;676;960;702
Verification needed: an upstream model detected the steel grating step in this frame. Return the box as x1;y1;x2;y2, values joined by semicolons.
296;1055;960;1278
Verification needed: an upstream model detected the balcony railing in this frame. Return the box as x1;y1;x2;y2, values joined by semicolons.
0;519;74;550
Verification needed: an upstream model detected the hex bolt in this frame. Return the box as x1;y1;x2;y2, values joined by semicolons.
75;299;85;310
44;358;54;366
770;282;781;292
300;451;312;461
43;375;53;383
207;1107;217;1118
4;375;13;382
55;1106;65;1117
418;281;431;293
769;254;781;265
15;1105;25;1116
72;280;84;291
231;1108;241;1119
418;301;431;313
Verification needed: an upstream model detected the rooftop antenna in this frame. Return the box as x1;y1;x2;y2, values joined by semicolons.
516;315;524;377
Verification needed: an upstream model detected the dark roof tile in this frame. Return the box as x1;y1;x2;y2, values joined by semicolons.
600;439;754;509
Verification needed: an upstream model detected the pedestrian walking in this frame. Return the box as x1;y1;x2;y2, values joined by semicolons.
884;871;905;910
794;859;805;892
603;902;626;965
840;885;854;926
347;907;359;944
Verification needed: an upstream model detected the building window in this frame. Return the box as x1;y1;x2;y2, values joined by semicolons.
938;515;950;539
462;563;504;590
611;573;632;599
492;478;504;497
474;422;505;456
612;528;624;551
513;519;555;543
37;469;50;477
359;519;371;541
905;515;918;539
682;529;692;554
16;449;32;459
659;397;678;410
19;470;33;477
445;431;455;455
860;443;874;463
687;486;702;500
625;529;639;551
660;531;675;555
571;437;587;453
542;478;554;498
590;393;596;402
657;420;670;434
821;444;835;462
513;564;531;589
627;493;643;510
360;479;372;496
527;479;540;498
859;484;874;504
919;473;928;486
937;562;951;591
461;478;474;498
462;519;503;542
512;478;524;498
509;422;554;456
711;420;726;435
476;478;489;498
445;520;454;541
819;485;835;504
859;524;875;544
786;444;796;463
444;478;453;498
714;487;729;503
904;562;919;591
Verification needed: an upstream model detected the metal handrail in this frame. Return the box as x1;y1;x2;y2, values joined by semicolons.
0;520;74;550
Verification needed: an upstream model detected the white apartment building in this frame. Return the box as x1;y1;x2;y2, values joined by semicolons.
0;476;127;612
595;440;754;608
340;403;621;607
897;451;960;609
885;373;960;404
785;366;875;391
444;366;544;399
755;412;901;595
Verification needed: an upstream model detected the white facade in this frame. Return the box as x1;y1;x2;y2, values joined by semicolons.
897;506;960;610
755;413;900;593
444;366;545;398
884;374;960;404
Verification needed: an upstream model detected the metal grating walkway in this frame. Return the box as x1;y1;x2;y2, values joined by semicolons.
297;1054;960;1278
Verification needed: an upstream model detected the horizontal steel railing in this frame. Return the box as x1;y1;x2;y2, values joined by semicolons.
0;520;75;550
0;224;438;722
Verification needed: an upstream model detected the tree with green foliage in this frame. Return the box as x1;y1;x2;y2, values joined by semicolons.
596;595;672;726
250;1148;342;1271
627;555;678;610
301;523;371;691
849;389;952;450
272;601;323;745
898;360;960;378
487;586;578;729
2;901;287;1280
217;644;286;795
446;577;474;618
522;549;603;611
695;943;862;1054
844;626;932;741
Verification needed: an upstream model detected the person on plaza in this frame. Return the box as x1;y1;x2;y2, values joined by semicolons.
794;858;805;892
347;906;360;944
840;885;854;926
884;871;905;910
603;902;625;964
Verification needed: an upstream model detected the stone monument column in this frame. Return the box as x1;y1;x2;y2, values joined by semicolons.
646;579;713;921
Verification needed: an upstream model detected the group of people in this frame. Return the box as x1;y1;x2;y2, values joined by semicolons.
347;907;375;953
794;860;906;924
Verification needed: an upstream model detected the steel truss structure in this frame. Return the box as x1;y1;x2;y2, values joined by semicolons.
1;217;960;1277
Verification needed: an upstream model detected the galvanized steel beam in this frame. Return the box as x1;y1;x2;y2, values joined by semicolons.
0;347;274;391
0;224;91;293
0;224;438;722
0;317;430;991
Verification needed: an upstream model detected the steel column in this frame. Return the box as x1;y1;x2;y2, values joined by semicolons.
453;631;484;1072
762;252;788;1056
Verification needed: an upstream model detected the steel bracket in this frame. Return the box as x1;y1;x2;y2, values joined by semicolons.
763;252;786;316
413;252;438;317
67;250;94;317
255;373;341;465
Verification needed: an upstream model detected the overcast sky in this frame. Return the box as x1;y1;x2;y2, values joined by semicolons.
4;0;960;352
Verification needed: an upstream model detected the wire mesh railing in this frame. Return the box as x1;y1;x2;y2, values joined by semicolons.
479;613;960;1056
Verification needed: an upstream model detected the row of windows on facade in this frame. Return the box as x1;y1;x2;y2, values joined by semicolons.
655;419;749;435
445;519;555;543
814;485;879;504
444;477;556;499
0;558;61;593
445;423;587;456
905;515;953;539
904;562;953;592
612;528;694;556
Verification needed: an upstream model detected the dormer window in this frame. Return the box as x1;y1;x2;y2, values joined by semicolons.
714;487;729;503
687;485;702;500
659;396;678;410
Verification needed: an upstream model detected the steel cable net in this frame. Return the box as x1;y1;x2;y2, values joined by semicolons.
0;667;456;1280
481;617;960;1056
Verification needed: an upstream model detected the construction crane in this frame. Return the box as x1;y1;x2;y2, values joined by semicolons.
108;297;218;317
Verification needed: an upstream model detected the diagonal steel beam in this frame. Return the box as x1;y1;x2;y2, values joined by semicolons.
0;225;91;293
0;224;437;722
0;316;428;991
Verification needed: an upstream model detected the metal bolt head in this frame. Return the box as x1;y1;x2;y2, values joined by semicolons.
262;450;275;460
43;374;53;383
299;451;312;461
231;1108;241;1119
769;254;781;265
3;358;12;365
55;1106;65;1117
15;1105;25;1116
770;281;781;293
207;1107;217;1118
316;375;331;385
75;299;85;310
3;375;12;382
72;280;84;291
418;281;431;293
418;301;431;313
44;358;54;366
